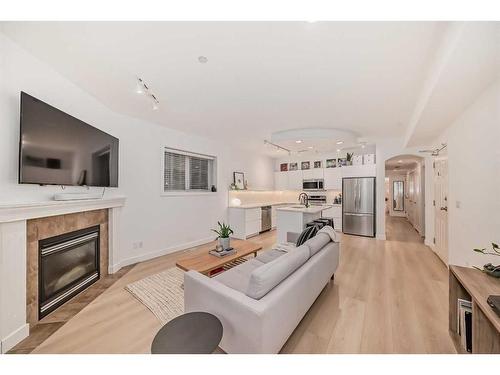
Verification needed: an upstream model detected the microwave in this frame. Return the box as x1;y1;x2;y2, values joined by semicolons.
302;179;324;191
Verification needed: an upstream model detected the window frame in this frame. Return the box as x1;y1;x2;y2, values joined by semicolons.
160;147;218;196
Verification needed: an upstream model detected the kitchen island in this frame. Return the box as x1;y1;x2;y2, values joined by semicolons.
275;204;333;243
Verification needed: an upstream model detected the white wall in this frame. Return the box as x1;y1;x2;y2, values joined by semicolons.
0;33;274;269
437;81;500;267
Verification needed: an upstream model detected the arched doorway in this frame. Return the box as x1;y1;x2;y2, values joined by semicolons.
384;154;425;242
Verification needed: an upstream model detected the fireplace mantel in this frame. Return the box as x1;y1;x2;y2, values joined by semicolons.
0;196;126;223
0;195;126;353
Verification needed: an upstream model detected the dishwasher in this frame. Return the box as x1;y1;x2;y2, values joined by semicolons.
260;206;272;232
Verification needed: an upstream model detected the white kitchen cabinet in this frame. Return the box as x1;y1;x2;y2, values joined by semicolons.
302;168;324;180
323;168;342;190
321;205;342;231
274;171;288;191
287;170;303;190
341;164;376;178
229;207;262;239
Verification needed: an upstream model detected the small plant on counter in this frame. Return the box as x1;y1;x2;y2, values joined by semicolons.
346;152;353;166
472;242;500;278
212;221;234;251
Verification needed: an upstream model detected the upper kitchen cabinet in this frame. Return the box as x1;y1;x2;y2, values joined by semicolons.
324;168;342;190
341;164;376;178
274;171;288;190
287;170;303;190
302;168;324;180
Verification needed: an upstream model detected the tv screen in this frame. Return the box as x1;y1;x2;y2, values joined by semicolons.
19;92;119;187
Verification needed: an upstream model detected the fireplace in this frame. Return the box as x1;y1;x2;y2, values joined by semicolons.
38;225;100;319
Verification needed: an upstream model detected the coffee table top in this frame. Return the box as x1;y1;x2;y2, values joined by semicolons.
151;312;223;354
176;238;262;275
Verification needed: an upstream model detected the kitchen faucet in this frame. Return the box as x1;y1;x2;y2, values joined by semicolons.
298;193;309;207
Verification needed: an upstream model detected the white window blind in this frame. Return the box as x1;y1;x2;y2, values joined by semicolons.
163;148;216;193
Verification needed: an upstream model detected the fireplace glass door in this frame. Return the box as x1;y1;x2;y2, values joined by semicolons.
39;225;100;318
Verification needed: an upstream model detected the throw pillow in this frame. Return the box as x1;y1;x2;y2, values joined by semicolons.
296;225;318;247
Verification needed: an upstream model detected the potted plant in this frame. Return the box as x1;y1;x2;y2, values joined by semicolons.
346;152;353;166
472;242;500;278
212;221;234;251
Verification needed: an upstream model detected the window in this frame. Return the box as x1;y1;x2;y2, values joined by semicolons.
163;148;216;193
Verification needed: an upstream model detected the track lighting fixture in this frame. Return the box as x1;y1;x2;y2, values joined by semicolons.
264;140;291;155
135;77;160;111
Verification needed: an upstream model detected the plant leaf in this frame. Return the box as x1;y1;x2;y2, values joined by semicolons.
473;248;486;253
492;243;499;249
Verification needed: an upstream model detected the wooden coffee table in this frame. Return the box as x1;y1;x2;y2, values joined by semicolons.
176;238;262;276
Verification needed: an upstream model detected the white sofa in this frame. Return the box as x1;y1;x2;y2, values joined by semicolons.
184;230;340;353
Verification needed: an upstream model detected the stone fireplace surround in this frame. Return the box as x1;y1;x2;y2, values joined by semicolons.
0;196;125;353
27;209;109;326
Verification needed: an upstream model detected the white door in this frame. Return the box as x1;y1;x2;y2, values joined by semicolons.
434;159;448;264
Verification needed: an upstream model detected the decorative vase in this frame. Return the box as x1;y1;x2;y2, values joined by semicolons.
218;237;230;250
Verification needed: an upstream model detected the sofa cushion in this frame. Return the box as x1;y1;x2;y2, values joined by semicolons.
255;249;286;264
214;258;264;294
304;232;331;256
295;225;318;246
246;245;310;299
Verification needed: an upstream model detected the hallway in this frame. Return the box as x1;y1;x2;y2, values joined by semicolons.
385;215;425;243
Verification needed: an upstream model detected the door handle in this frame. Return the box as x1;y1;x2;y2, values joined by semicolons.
440;207;448;211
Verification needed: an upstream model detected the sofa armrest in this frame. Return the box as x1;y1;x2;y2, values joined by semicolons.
183;271;266;353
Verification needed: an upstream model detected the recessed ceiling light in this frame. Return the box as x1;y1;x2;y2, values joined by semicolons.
198;56;208;63
361;144;366;149
336;141;344;145
398;160;403;163
295;140;303;144
307;146;313;149
336;149;341;153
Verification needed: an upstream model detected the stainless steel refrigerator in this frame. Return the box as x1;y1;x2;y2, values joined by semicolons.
342;177;376;237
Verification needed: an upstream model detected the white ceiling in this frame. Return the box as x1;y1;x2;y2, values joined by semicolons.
2;21;496;156
406;22;500;146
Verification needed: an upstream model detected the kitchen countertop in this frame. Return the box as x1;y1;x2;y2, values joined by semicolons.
275;204;334;214
228;202;296;209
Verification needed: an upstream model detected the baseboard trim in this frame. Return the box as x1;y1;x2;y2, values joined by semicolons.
376;233;386;240
1;323;29;353
109;236;214;273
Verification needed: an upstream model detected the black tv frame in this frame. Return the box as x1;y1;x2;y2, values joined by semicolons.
18;91;119;187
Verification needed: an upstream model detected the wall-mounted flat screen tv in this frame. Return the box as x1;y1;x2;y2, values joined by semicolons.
19;92;119;187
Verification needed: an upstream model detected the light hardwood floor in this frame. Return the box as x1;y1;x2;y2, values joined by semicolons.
27;216;455;354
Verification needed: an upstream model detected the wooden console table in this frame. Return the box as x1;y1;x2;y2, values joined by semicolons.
449;265;500;353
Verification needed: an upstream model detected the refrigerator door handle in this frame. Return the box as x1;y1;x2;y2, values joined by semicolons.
356;180;360;212
354;180;358;211
344;212;369;217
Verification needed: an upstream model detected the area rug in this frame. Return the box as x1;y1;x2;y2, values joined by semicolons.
124;259;249;324
125;267;185;324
